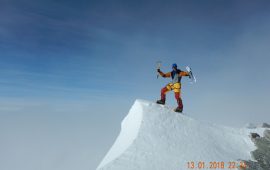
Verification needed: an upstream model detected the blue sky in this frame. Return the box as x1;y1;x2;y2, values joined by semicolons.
1;0;270;169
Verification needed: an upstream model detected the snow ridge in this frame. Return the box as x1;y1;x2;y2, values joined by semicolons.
97;99;266;170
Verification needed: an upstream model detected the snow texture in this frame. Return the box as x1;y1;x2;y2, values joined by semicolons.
97;99;267;170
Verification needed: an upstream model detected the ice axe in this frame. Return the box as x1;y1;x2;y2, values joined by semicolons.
186;66;197;84
156;61;162;79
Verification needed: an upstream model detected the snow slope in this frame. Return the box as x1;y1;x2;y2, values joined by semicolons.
97;99;267;170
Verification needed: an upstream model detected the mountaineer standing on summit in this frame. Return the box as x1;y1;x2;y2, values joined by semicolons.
156;63;190;113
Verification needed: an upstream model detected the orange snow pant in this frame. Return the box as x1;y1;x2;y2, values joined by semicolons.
161;83;183;109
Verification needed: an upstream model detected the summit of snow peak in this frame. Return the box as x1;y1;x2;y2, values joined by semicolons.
97;99;268;170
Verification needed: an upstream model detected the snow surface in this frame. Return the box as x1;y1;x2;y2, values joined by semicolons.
97;99;267;170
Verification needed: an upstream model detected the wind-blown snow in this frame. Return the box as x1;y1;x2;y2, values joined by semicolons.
97;99;267;170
